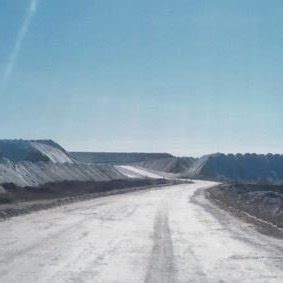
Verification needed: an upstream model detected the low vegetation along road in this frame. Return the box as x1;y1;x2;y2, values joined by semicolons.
0;181;282;282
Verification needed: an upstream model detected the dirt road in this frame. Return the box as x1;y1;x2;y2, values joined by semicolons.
0;181;282;282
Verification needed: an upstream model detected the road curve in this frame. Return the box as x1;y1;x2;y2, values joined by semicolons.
0;181;282;282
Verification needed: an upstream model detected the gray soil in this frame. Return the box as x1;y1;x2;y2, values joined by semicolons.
206;183;283;238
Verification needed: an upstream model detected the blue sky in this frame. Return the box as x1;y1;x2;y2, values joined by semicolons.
0;0;282;156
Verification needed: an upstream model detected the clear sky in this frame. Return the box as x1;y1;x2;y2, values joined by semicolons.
0;0;282;156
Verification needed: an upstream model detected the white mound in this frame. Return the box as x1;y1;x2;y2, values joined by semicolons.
0;140;73;163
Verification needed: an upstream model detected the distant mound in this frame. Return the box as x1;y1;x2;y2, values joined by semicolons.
0;141;170;188
70;152;173;165
136;157;196;174
0;159;128;187
0;140;74;163
185;153;283;184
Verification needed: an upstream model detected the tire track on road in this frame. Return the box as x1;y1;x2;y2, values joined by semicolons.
145;205;176;283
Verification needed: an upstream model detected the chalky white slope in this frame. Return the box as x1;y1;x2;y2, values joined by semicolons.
0;140;129;187
0;159;128;187
0;180;282;282
0;140;73;163
116;165;176;179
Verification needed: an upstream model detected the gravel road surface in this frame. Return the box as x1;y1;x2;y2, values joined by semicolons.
0;180;282;282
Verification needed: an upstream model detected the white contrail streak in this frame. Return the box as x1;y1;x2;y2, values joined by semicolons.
0;0;38;94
